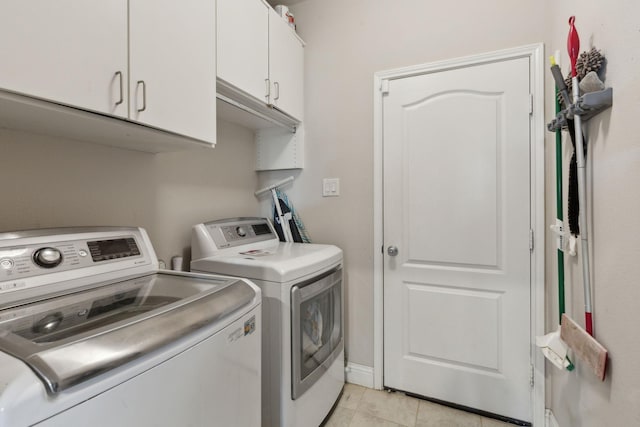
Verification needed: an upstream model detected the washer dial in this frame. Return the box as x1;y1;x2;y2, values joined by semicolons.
33;247;63;268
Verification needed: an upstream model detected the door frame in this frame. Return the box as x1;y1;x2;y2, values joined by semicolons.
372;43;545;425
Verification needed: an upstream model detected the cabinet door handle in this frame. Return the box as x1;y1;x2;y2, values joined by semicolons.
137;80;147;112
265;78;271;102
274;82;280;101
114;71;124;106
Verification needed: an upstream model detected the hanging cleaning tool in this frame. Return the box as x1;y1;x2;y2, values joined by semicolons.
547;46;611;259
558;16;608;380
561;314;607;380
568;16;593;336
537;54;573;371
547;47;611;131
537;55;573;371
549;56;572;108
549;56;570;330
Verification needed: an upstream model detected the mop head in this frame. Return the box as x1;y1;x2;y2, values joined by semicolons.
561;314;608;380
558;47;606;108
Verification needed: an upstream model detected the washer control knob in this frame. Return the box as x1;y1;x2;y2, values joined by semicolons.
236;226;247;237
33;247;63;268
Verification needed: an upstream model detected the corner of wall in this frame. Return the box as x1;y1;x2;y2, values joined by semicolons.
546;409;560;427
345;362;375;389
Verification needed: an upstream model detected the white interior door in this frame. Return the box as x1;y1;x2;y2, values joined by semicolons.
383;56;532;422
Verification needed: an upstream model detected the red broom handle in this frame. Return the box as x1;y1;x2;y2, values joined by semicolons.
567;16;580;77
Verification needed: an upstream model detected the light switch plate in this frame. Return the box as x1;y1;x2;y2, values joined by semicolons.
322;178;340;197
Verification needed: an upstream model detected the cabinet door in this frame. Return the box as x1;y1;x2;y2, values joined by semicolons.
129;0;216;144
217;0;269;103
0;0;128;118
268;9;304;121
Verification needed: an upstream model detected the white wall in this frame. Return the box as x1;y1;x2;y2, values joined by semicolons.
260;0;547;368
0;120;259;266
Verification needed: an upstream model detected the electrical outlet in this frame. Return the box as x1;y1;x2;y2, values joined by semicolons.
322;178;340;197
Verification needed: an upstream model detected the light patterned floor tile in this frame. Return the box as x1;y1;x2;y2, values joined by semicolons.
480;416;516;426
358;389;419;427
322;406;356;427
350;410;406;427
322;385;523;427
338;383;367;410
416;400;482;427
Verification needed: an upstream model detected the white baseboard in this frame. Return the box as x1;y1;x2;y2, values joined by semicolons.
546;409;560;427
345;362;374;388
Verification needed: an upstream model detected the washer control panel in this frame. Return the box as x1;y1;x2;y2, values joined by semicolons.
0;237;140;283
0;227;151;301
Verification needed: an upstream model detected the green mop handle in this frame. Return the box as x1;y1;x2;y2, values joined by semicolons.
550;55;567;320
551;55;574;371
555;86;566;321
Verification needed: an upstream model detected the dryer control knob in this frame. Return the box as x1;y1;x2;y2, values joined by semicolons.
236;226;247;237
33;247;63;268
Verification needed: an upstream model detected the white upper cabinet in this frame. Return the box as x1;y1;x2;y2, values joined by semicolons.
268;8;304;121
129;0;216;143
0;0;216;150
217;0;269;103
0;0;129;118
217;0;304;122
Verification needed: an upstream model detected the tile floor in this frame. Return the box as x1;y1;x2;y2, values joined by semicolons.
321;384;514;427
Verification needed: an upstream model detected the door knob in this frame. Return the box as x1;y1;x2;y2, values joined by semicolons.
387;246;399;257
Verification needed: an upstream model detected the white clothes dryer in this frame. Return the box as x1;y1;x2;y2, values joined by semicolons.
191;217;344;427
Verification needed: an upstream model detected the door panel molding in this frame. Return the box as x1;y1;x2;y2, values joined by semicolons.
373;43;545;426
404;282;503;371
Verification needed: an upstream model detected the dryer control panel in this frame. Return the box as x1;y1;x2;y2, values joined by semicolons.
191;218;279;259
219;222;273;243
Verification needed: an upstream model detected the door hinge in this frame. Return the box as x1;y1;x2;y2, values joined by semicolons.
529;94;533;114
381;79;390;95
529;229;534;252
530;364;535;387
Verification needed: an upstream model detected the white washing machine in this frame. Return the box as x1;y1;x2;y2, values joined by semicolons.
0;226;261;427
191;217;344;427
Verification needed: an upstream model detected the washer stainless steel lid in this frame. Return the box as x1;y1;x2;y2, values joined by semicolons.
0;272;253;394
191;217;342;282
0;226;259;395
